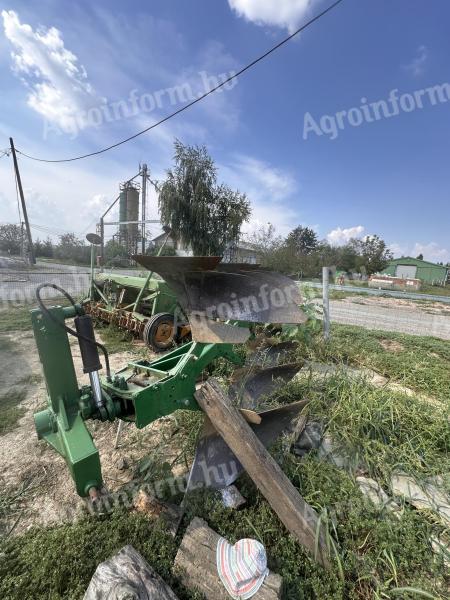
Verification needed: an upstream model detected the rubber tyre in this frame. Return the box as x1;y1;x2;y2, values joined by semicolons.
142;312;175;352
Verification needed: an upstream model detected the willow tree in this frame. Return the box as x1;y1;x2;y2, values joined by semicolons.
159;140;251;255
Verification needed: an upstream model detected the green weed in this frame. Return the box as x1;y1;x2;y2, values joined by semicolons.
0;388;27;436
296;324;450;402
0;306;32;333
95;322;135;354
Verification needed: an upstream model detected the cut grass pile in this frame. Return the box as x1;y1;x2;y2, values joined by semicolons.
0;323;448;598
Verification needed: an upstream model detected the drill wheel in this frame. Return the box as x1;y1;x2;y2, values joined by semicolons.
142;312;175;352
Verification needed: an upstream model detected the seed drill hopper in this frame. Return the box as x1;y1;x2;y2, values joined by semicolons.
86;271;190;352
32;257;307;500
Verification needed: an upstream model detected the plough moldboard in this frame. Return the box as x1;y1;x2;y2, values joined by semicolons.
31;257;330;566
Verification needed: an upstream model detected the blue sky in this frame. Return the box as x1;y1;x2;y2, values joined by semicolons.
1;0;449;261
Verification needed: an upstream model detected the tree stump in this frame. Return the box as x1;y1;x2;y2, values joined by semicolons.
175;517;282;599
84;545;179;600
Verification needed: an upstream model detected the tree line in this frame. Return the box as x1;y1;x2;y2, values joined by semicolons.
0;225;174;266
0;140;424;277
249;224;394;278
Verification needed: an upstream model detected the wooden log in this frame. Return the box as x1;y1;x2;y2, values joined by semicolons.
84;545;179;600
195;379;330;568
174;517;282;599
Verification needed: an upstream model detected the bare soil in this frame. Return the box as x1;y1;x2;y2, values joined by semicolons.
378;338;405;353
0;330;180;536
339;294;450;315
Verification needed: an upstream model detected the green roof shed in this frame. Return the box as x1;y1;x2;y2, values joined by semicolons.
382;257;448;285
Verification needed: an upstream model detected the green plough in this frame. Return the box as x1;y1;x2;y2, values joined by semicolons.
32;257;306;499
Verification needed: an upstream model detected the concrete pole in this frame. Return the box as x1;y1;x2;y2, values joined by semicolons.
323;266;330;341
10;138;35;264
99;217;104;267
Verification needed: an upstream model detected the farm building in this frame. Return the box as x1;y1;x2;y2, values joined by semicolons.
382;257;448;285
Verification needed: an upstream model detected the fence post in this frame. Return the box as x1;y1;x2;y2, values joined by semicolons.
323;266;330;341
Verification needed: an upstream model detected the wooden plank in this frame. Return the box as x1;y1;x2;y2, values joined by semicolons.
174;517;282;599
195;379;330;568
84;545;179;599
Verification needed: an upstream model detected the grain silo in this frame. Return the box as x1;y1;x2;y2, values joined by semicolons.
117;182;140;252
119;187;128;236
126;185;139;240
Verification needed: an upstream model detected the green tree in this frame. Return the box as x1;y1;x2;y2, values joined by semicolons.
34;237;54;258
285;226;318;256
104;240;129;264
416;253;424;260
159;140;251;255
55;233;90;264
351;235;393;275
145;244;177;257
0;224;22;255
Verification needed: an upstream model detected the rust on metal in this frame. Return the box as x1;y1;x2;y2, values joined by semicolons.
85;302;146;336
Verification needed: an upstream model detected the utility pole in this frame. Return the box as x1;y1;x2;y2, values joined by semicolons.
141;163;147;254
9;137;35;265
99;217;105;266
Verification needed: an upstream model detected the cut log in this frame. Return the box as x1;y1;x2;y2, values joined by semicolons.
195;379;330;568
174;517;282;599
84;545;179;600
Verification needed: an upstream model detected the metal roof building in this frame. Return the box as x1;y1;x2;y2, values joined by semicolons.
382;257;449;285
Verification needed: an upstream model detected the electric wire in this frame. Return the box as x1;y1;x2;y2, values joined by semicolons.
15;0;345;164
30;222;84;236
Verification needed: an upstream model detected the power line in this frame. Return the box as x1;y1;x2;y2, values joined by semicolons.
29;222;85;236
15;0;345;164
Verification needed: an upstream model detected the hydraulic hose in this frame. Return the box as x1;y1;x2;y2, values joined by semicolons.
35;283;111;379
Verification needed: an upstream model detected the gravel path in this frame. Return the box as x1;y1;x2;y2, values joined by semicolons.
328;300;450;340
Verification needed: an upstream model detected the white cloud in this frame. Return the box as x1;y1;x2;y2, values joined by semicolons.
412;242;449;263
229;155;297;201
390;241;449;264
219;155;299;236
1;10;98;131
388;242;407;258
228;0;317;32
404;45;428;77
327;225;365;246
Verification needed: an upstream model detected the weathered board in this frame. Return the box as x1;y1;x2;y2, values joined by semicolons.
175;517;282;599
195;379;330;568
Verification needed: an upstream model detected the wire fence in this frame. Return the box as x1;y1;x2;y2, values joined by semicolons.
310;268;450;341
2;259;450;341
0;266;90;307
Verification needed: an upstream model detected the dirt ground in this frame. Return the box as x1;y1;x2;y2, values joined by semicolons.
0;330;182;536
339;294;450;315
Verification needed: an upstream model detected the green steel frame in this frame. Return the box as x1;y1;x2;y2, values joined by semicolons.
32;304;243;497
